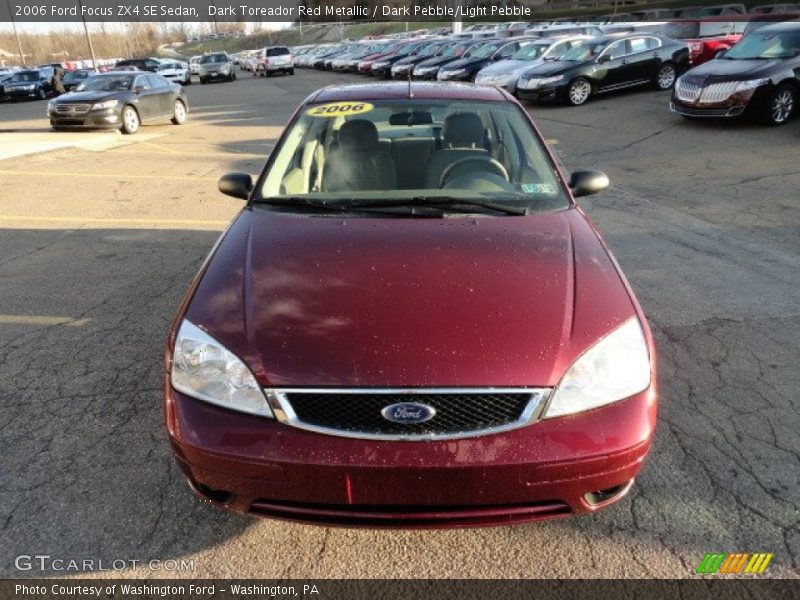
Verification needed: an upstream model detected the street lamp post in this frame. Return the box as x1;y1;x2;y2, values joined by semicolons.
6;0;26;66
77;0;99;71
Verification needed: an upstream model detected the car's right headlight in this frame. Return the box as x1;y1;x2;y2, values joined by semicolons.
171;320;273;417
545;317;651;418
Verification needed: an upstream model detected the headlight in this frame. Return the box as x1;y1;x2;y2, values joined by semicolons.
91;99;118;110
24;84;35;90
545;318;651;418
171;320;273;417
733;78;769;92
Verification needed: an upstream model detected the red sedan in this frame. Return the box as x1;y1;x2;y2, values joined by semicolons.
165;83;657;528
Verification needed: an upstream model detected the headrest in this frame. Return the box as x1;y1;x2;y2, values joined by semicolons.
443;112;483;148
339;119;379;151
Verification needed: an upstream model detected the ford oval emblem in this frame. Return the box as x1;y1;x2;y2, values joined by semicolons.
381;402;436;424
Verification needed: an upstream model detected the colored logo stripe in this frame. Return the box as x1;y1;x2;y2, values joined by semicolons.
697;553;773;574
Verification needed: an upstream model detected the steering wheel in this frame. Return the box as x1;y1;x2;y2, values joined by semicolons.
439;157;509;189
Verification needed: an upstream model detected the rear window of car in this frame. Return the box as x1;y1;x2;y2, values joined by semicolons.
266;47;290;56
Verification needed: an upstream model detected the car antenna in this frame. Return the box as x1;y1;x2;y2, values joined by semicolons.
407;68;413;99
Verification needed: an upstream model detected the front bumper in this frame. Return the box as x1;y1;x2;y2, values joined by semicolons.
166;383;657;528
413;70;440;80
670;98;747;118
6;88;40;99
49;108;121;128
517;86;562;102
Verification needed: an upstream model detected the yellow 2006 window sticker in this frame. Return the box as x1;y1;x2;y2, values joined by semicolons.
306;101;374;118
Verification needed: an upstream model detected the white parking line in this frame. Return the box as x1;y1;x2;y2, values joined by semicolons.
0;130;168;161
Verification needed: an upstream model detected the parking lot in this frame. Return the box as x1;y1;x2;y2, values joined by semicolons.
1;69;798;578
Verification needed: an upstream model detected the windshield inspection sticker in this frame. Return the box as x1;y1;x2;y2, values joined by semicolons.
306;102;374;118
522;183;557;195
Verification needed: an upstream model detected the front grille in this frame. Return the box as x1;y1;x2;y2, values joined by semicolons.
675;80;702;103
699;82;743;104
272;389;546;440
55;103;91;114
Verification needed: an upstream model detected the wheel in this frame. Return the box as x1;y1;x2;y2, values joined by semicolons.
171;99;187;125
37;87;47;100
51;125;67;131
184;75;191;85
265;70;272;78
288;68;294;76
200;77;207;85
654;63;677;90
120;105;140;134
231;72;236;81
757;84;795;126
566;78;592;106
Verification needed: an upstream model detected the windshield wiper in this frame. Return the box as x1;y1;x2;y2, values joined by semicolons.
346;196;529;216
257;197;446;217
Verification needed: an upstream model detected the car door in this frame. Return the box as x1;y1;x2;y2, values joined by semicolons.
626;37;661;83
594;39;634;91
147;74;173;116
132;74;159;120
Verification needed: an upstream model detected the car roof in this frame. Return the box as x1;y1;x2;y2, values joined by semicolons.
309;82;508;103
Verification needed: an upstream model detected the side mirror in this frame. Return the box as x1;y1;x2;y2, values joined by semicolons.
569;170;609;198
218;172;253;200
715;49;727;59
597;54;611;63
133;85;145;93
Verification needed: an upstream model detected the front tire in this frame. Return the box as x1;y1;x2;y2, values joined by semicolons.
120;105;140;135
655;63;677;90
757;84;795;126
566;77;592;106
171;99;187;125
288;68;294;75
200;77;207;85
37;87;47;100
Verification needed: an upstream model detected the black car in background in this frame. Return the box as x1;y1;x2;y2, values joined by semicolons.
671;22;800;125
436;39;531;82
115;58;162;72
390;40;450;79
370;41;426;78
412;40;481;79
48;71;188;134
63;69;93;92
3;67;54;101
517;34;690;106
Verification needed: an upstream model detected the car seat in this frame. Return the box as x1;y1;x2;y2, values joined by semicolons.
322;120;398;192
425;112;490;188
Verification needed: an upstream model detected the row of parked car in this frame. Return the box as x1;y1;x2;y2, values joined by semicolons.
292;18;800;125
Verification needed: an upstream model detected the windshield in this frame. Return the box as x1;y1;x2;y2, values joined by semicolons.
76;74;134;92
724;30;800;59
419;43;444;57
560;41;609;61
11;71;40;82
257;99;568;214
512;43;549;60
466;43;501;59
64;70;89;81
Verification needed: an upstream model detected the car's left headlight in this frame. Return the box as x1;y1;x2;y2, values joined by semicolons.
545;317;651;418
171;320;273;417
91;99;118;110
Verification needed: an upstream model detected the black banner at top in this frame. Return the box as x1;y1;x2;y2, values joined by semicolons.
0;0;544;23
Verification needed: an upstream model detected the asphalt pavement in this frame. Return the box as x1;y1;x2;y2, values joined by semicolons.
0;69;798;579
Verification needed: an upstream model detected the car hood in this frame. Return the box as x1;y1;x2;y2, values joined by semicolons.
522;60;581;78
416;55;460;68
185;207;636;388
681;58;784;81
478;59;537;76
440;57;486;70
52;90;128;103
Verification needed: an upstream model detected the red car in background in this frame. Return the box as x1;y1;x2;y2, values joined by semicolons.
165;83;657;528
357;43;400;74
657;20;746;65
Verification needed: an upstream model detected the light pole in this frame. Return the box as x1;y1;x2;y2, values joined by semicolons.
6;0;26;66
77;0;99;71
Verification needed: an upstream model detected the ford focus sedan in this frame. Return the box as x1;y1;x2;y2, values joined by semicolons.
165;83;657;528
